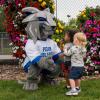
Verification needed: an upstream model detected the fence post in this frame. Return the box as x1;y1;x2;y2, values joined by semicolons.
0;32;10;55
1;33;3;54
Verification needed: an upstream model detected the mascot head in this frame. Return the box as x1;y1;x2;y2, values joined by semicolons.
22;7;56;43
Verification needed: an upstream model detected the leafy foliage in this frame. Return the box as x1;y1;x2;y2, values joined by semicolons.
0;7;5;32
77;6;100;71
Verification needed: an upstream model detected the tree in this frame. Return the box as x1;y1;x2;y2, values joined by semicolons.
68;18;77;28
64;18;79;35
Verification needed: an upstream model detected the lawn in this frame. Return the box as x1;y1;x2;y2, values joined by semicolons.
0;79;100;100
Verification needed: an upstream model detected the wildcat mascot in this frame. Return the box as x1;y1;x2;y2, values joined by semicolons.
22;7;63;90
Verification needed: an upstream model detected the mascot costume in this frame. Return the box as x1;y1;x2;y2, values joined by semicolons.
22;7;63;90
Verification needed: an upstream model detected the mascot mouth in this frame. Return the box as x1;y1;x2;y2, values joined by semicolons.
38;17;56;33
39;22;56;41
39;23;56;32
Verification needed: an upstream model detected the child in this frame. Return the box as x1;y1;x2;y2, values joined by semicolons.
63;30;77;89
64;32;87;96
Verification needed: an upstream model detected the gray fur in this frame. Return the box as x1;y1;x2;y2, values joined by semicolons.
25;21;40;43
22;7;56;43
22;7;61;91
22;7;39;14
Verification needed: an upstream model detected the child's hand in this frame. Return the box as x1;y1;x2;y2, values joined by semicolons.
59;53;64;58
64;45;70;51
63;48;67;52
67;47;71;50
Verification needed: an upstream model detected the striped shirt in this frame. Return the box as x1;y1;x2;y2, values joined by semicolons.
64;45;86;67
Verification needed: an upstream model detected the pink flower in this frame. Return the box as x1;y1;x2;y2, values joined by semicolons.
0;0;5;5
16;37;20;40
15;0;19;6
90;12;96;17
24;40;27;44
90;27;98;33
86;20;92;25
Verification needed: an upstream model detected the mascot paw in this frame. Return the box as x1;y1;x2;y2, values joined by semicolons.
29;83;38;90
17;80;26;85
49;79;60;86
23;82;38;91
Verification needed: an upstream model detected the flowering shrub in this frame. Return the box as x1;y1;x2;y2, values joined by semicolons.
77;6;100;74
0;0;62;62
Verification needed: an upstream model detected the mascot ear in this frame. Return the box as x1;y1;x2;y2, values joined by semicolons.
47;14;56;26
22;7;39;14
22;7;40;23
44;8;50;12
43;8;56;26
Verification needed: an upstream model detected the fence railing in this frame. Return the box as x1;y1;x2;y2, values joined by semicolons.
0;32;11;55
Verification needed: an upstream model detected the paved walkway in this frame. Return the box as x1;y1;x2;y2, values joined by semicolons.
0;55;19;65
0;55;16;60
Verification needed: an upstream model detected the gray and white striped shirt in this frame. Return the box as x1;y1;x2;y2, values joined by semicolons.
64;45;86;67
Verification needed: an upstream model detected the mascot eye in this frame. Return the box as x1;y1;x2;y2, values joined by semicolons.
38;17;47;21
52;26;56;30
23;12;33;18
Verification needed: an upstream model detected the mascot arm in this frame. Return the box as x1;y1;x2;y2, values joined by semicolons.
52;41;64;64
37;57;56;71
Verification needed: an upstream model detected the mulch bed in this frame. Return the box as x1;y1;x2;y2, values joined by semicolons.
0;65;100;80
0;65;26;80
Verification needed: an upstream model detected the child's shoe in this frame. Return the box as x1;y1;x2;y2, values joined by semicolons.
65;89;78;96
65;85;71;89
76;88;81;93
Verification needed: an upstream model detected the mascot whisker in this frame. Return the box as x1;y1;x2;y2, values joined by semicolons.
22;7;63;91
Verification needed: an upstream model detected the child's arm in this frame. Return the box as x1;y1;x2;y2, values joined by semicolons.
64;46;73;56
63;44;71;51
81;47;87;57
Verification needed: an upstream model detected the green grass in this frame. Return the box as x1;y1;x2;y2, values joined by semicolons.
0;80;100;100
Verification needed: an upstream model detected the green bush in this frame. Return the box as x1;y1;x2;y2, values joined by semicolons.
0;7;5;32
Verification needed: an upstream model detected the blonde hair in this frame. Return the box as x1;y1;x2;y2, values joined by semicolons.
75;32;87;47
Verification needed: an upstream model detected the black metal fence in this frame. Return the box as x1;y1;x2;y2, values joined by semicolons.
0;32;11;55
